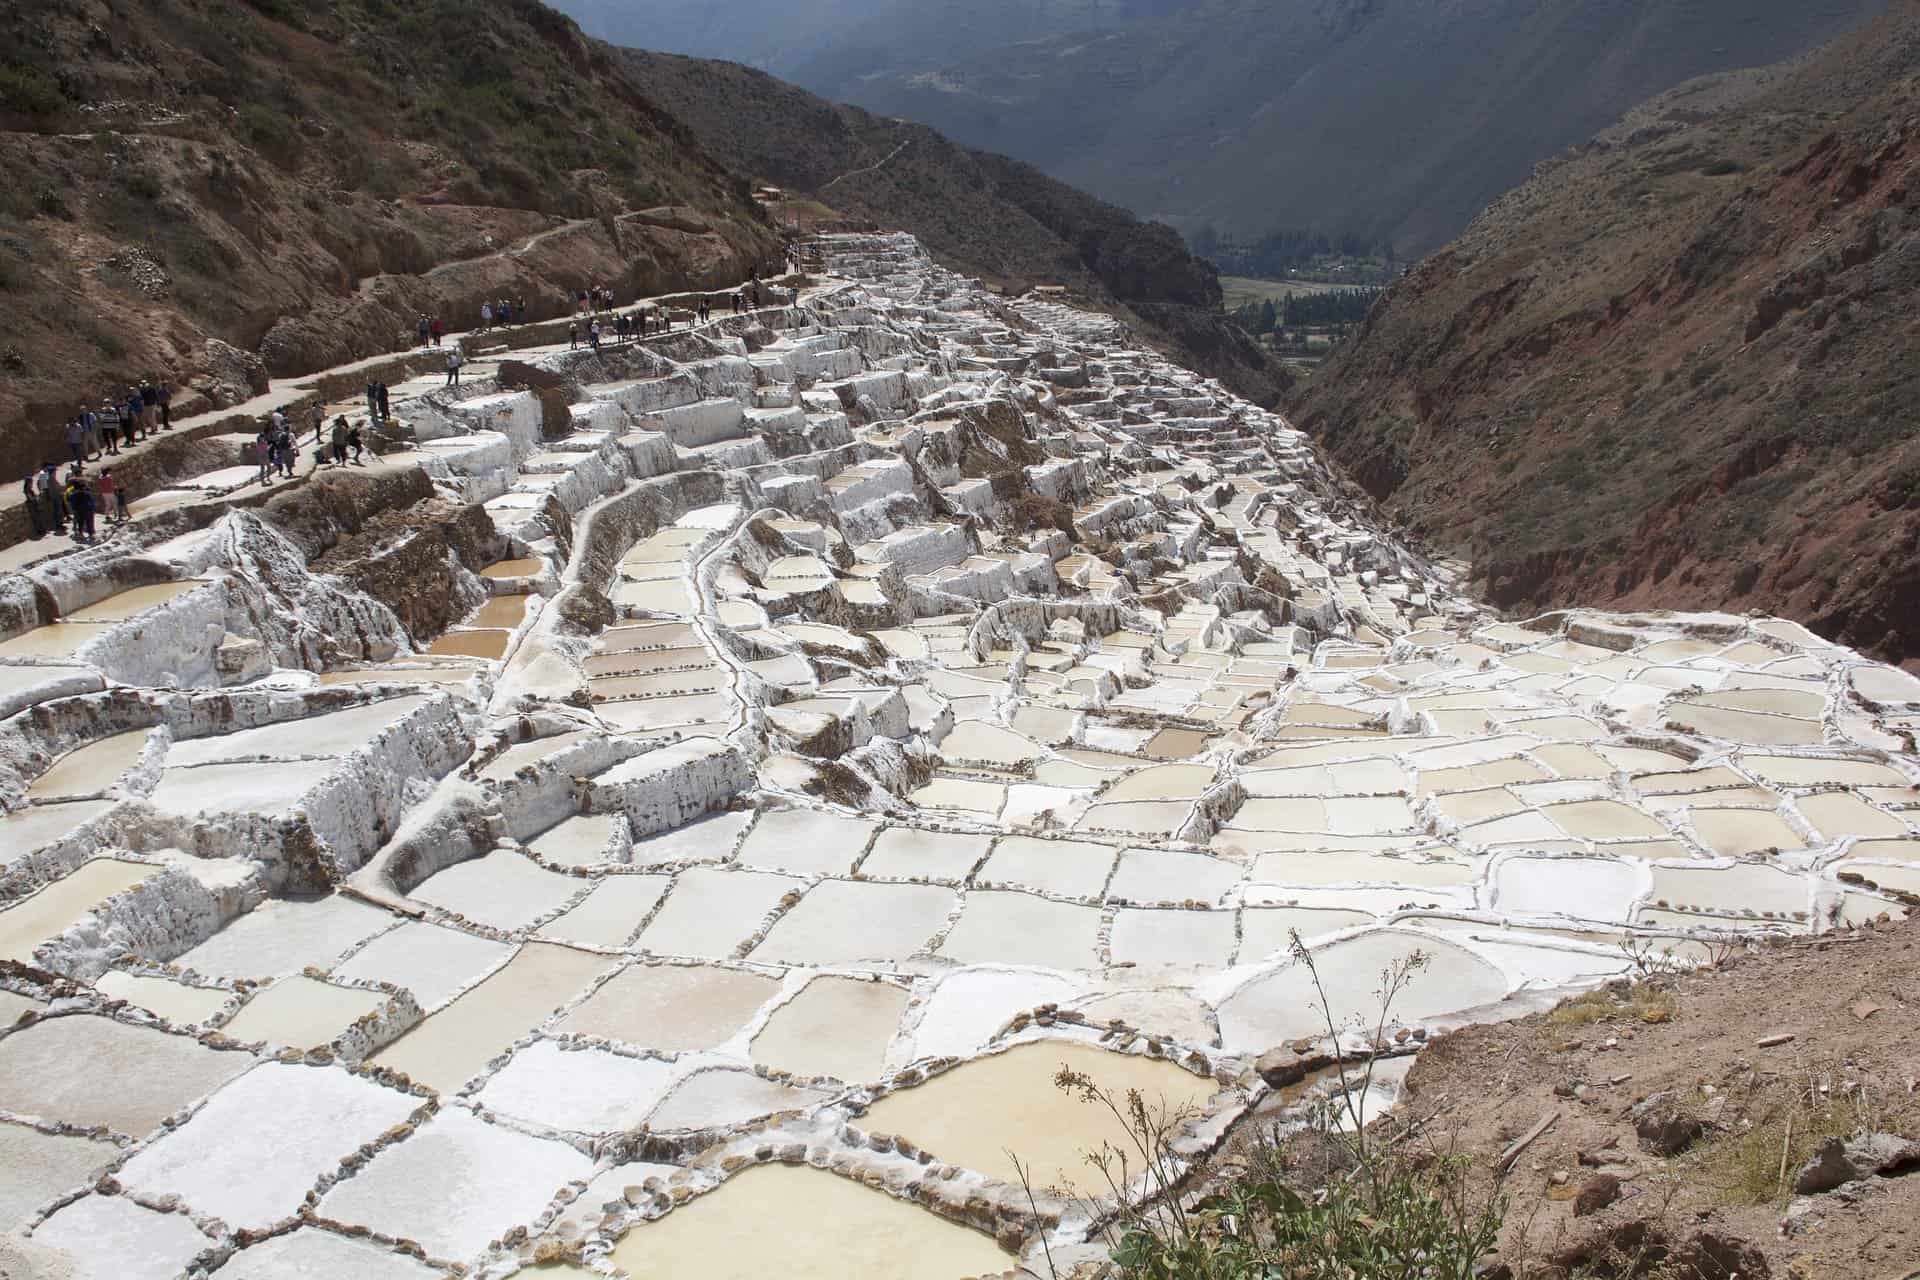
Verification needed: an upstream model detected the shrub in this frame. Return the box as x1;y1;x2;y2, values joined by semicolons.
237;103;303;167
0;62;66;116
1032;934;1506;1280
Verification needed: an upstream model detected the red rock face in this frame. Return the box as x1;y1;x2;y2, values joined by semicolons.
1290;7;1920;664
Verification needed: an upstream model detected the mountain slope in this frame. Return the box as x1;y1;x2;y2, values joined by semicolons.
624;48;1292;406
1290;1;1920;663
0;0;779;480
799;0;1885;257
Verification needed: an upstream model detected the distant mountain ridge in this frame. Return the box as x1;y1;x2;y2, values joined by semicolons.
567;0;1889;257
1289;0;1920;662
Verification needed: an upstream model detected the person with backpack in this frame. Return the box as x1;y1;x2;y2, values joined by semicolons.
68;475;96;543
272;419;294;478
255;427;274;484
124;390;144;444
365;380;380;420
587;318;601;353
330;417;349;467
445;347;463;386
94;402;117;455
377;382;391;421
347;419;365;464
139;381;159;434
114;395;135;446
65;417;86;465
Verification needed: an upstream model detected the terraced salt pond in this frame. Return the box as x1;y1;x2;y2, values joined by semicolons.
3;230;1916;1278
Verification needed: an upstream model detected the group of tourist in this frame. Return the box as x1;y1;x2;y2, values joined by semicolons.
478;298;528;331
22;461;127;543
61;380;173;463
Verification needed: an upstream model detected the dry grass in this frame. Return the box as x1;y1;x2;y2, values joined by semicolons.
1693;1062;1920;1207
1543;982;1677;1031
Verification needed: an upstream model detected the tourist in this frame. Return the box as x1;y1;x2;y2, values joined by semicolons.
445;347;463;386
417;314;431;347
140;380;159;434
107;469;130;524
124;390;144;444
22;474;43;538
348;419;365;464
156;380;171;429
515;297;527;324
95;469;119;526
377;382;391;421
615;312;627;344
699;297;710;324
96;402;118;455
273;417;295;477
568;320;579;350
366;380;380;419
588;318;601;352
255;427;274;484
430;316;444;346
67;474;95;543
114;395;135;446
480;301;493;332
65;417;86;465
79;404;102;460
330;417;348;466
40;463;65;534
309;402;326;446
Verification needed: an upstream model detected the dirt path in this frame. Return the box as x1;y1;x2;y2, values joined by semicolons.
822;137;912;192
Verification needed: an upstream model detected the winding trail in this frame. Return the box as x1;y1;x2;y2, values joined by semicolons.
822;137;913;191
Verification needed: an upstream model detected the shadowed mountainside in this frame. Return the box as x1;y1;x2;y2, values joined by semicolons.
624;48;1292;407
0;0;782;480
1290;1;1920;663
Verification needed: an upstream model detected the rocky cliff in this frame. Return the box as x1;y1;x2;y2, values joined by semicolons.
0;0;781;480
1290;1;1920;664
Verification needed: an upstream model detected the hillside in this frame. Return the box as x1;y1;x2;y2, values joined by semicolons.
0;0;780;482
1290;1;1920;664
624;49;1293;407
758;0;1885;258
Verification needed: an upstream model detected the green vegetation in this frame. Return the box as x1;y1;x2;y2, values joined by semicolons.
0;60;66;116
1031;934;1505;1280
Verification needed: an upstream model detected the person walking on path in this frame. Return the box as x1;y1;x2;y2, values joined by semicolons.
80;406;102;460
113;396;135;446
445;347;463;387
67;475;96;543
568;320;579;350
255;427;274;485
480;301;493;332
139;381;159;434
156;381;172;430
65;417;86;465
330;417;349;467
96;403;118;456
377;382;391;421
417;315;430;348
95;469;121;527
22;474;44;538
698;297;710;325
430;316;444;347
587;318;601;353
366;380;380;420
124;390;144;444
347;419;365;464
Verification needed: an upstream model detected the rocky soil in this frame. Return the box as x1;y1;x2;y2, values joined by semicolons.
0;0;780;482
1290;0;1920;667
1398;916;1920;1279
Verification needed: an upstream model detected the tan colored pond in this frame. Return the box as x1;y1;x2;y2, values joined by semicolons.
607;1164;1008;1279
426;629;511;659
469;594;532;628
27;728;150;801
0;623;110;659
93;971;229;1026
751;976;908;1083
370;943;609;1092
479;557;544;580
1;859;157;963
219;976;386;1049
63;580;208;622
862;1041;1217;1190
559;963;779;1052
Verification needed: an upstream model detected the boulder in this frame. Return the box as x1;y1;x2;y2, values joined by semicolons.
1573;1173;1622;1217
1794;1132;1920;1195
199;337;270;408
1630;1091;1705;1156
